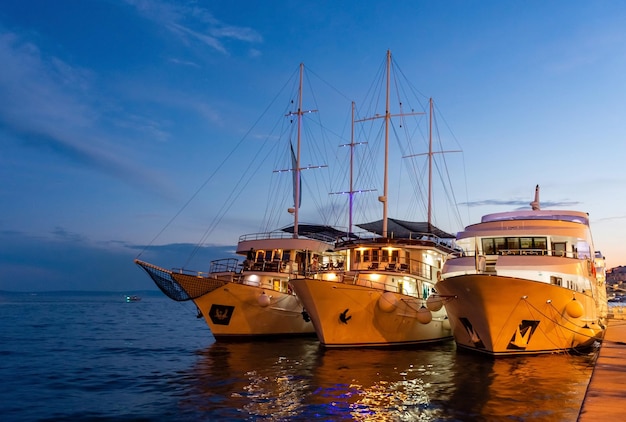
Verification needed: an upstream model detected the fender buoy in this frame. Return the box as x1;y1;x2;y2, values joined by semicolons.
378;292;398;313
426;295;443;312
565;298;584;318
417;306;432;324
258;292;271;307
573;326;596;346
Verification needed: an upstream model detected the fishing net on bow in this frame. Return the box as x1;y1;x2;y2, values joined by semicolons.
170;272;227;299
134;260;227;301
135;260;191;301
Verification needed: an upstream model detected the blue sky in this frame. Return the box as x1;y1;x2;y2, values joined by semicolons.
1;0;625;292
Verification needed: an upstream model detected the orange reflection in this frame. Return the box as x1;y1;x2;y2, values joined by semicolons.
179;338;595;420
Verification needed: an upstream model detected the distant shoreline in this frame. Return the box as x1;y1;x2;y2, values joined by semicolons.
0;289;160;296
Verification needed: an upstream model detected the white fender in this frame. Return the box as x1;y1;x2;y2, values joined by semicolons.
417;306;432;324
426;295;443;312
258;292;271;307
565;298;583;318
378;292;398;313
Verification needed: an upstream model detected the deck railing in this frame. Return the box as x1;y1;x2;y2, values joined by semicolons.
457;249;586;259
336;230;456;250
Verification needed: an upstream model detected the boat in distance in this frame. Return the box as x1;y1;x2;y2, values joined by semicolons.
437;185;608;355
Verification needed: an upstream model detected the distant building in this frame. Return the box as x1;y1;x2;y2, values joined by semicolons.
607;266;626;286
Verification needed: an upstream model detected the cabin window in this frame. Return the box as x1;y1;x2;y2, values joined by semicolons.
283;250;291;262
483;237;548;255
550;276;562;286
533;237;547;250
519;237;547;254
391;250;399;263
382;249;389;262
372;249;379;262
520;237;533;250
482;238;496;255
576;241;591;259
552;242;566;257
494;238;506;254
363;249;370;262
507;238;520;253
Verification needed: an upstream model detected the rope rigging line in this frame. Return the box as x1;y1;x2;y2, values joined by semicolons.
135;67;301;260
430;108;464;229
527;300;574;351
186;133;282;266
524;299;603;341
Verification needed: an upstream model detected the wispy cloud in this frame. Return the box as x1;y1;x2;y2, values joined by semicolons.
167;57;201;68
0;228;236;291
594;215;626;223
0;33;95;131
460;199;580;209
0;29;176;197
125;0;262;55
51;226;87;243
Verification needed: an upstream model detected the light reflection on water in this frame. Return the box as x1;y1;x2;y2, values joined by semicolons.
0;293;597;421
180;338;596;421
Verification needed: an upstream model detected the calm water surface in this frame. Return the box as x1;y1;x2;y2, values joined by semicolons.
0;292;598;421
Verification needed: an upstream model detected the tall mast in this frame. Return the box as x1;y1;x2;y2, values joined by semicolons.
293;63;304;238
333;102;372;236
278;63;324;238
349;101;355;234
405;97;461;229
381;49;391;238
428;97;433;226
356;50;425;238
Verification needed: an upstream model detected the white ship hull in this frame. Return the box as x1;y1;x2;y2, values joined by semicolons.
136;257;320;339
292;277;451;347
192;281;315;338
438;273;604;355
438;191;608;355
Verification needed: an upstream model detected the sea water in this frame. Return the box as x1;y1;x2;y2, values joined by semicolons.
0;291;597;421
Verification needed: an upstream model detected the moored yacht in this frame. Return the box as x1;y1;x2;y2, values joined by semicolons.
292;219;456;347
290;51;462;347
136;226;342;338
135;63;340;339
437;185;607;355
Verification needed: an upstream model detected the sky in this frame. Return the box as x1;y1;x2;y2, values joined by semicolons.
1;0;625;292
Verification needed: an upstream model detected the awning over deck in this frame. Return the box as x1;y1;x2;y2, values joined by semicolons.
280;224;357;243
356;218;455;239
